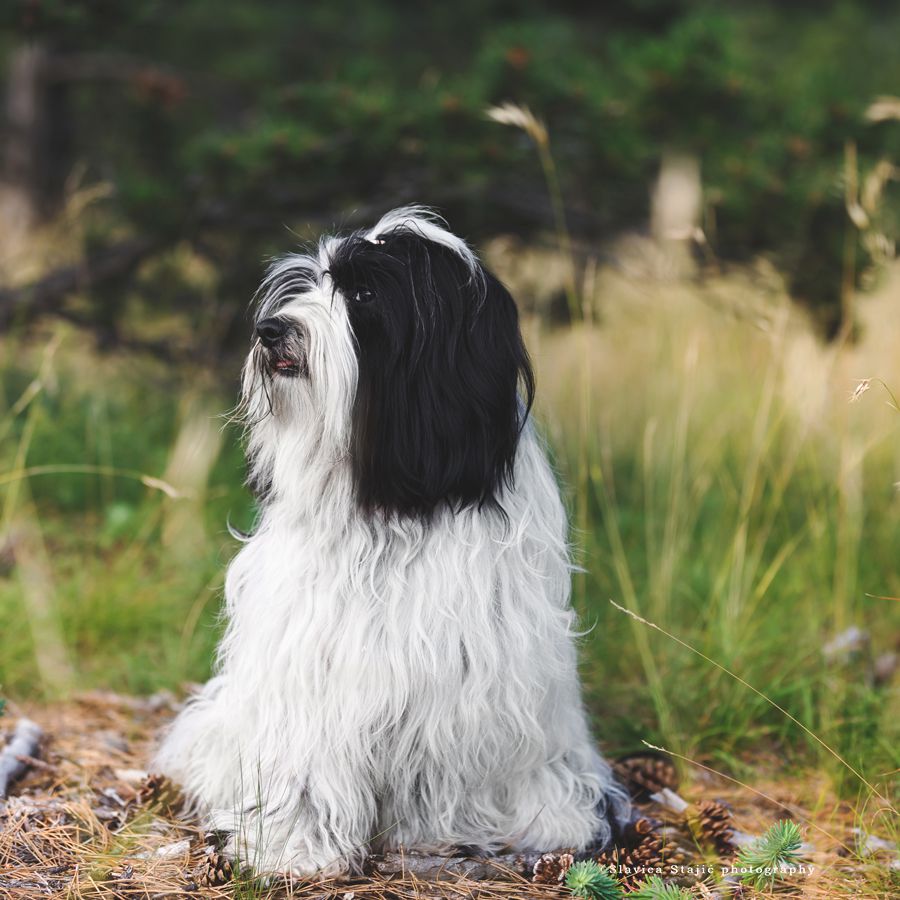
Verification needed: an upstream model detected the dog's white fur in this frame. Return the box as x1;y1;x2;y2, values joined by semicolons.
155;208;626;876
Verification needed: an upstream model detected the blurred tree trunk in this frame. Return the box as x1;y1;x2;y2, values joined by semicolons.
11;511;76;698
3;43;72;230
161;394;224;563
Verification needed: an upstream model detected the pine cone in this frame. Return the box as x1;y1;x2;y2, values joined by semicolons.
596;843;652;890
596;832;688;890
695;799;735;855
199;851;234;887
620;816;661;847
614;753;679;799
533;851;574;884
137;773;180;810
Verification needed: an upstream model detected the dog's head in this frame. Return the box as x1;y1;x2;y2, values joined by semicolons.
244;207;534;519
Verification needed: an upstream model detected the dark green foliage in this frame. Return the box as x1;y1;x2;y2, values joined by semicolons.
4;2;900;338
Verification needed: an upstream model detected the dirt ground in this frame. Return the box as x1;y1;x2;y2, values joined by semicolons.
0;693;896;899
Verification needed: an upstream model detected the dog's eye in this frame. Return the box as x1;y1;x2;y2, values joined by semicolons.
353;288;375;303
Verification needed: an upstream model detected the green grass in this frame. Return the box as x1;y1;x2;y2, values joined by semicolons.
531;268;900;801
1;270;899;812
0;335;254;697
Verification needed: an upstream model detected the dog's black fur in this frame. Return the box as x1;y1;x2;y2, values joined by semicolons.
325;227;535;520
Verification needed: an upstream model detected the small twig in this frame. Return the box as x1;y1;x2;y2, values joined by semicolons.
368;850;540;881
15;753;53;772
0;718;44;797
649;787;690;814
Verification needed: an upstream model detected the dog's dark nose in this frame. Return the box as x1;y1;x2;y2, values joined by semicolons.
256;317;288;347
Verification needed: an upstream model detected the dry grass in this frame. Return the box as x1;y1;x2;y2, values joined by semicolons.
0;693;566;899
1;693;897;898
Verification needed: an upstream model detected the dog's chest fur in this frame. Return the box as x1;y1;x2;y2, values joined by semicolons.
223;430;574;732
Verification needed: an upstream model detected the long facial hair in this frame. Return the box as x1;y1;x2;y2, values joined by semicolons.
240;208;535;521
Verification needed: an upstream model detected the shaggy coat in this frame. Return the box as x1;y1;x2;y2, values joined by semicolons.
155;207;627;876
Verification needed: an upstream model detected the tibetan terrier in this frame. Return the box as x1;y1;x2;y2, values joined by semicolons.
155;207;628;876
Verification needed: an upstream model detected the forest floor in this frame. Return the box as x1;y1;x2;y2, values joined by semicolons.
0;693;896;899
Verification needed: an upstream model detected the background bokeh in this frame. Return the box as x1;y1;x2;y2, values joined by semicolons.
1;0;898;821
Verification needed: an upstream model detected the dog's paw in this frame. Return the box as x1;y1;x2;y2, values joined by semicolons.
283;854;350;880
225;830;353;880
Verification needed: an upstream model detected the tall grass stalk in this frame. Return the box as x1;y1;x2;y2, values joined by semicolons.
486;102;590;608
613;601;892;810
643;739;854;853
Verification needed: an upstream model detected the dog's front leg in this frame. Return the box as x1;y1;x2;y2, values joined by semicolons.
157;678;376;878
213;761;375;879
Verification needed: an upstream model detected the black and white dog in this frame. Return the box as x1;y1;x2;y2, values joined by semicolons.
156;207;627;876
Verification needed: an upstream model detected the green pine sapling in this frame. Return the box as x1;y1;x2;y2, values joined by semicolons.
737;820;804;890
565;860;624;900
629;876;693;900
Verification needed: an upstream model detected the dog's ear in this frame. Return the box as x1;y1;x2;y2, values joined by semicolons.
336;233;534;519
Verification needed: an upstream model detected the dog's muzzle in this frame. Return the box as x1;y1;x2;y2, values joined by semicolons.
256;317;307;377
